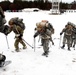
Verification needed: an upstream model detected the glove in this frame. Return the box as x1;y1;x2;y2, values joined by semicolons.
60;32;62;35
3;25;10;36
34;28;37;31
34;35;36;38
18;34;23;39
3;29;8;36
4;32;9;36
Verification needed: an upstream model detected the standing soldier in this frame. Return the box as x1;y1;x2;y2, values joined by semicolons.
34;22;51;56
60;23;73;50
0;6;7;33
71;25;76;49
35;20;54;46
5;17;27;52
65;22;76;49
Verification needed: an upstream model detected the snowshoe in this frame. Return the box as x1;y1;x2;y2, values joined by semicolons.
42;52;46;56
0;61;5;67
0;61;12;68
42;51;49;57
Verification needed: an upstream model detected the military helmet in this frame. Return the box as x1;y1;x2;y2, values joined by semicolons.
67;22;71;25
8;20;14;25
41;20;48;23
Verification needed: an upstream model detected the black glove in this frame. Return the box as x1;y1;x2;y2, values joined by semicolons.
60;32;62;35
18;34;23;39
34;35;36;38
3;25;9;36
34;28;37;31
4;32;9;36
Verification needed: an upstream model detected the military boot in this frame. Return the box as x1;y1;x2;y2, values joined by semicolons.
61;45;65;49
42;51;48;56
52;42;54;45
0;61;5;67
15;48;20;52
73;44;75;48
42;52;46;56
23;45;27;49
68;48;71;51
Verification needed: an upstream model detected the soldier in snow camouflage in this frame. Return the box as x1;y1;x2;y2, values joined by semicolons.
5;18;27;52
35;20;54;46
60;23;73;50
34;21;52;56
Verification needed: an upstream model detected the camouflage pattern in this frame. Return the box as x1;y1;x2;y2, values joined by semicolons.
36;21;54;45
60;24;73;50
0;54;2;60
47;23;54;45
34;24;51;54
0;6;6;32
7;22;26;51
0;6;5;18
71;25;76;48
9;17;25;30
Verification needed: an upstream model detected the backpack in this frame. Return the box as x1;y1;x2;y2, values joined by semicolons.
36;22;53;32
36;22;46;30
10;17;25;30
48;23;54;34
65;25;73;36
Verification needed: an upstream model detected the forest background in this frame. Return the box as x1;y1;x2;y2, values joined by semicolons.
0;0;76;12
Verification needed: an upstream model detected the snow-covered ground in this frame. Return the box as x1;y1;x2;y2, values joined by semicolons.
0;11;76;75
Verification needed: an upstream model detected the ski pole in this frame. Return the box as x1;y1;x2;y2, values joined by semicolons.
5;35;9;49
38;35;40;42
22;38;41;49
59;35;62;49
34;38;36;52
22;39;33;48
33;30;36;52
